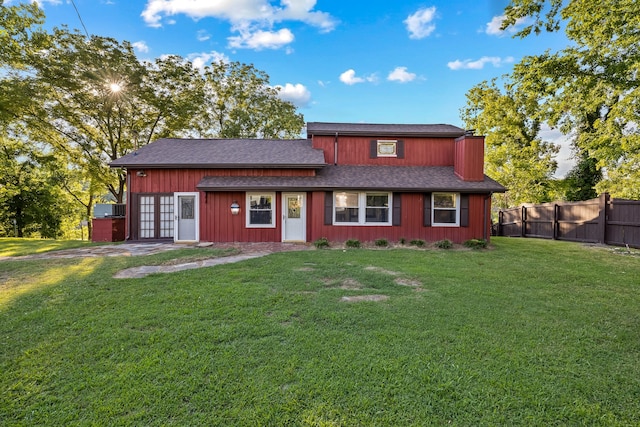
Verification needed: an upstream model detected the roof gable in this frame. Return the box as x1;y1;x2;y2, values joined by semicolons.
110;138;326;169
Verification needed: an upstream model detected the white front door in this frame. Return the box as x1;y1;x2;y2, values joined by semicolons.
174;192;199;242
282;193;306;242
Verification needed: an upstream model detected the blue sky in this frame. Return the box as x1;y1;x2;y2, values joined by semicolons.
19;0;574;173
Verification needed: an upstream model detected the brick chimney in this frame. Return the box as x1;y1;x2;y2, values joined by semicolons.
454;133;485;181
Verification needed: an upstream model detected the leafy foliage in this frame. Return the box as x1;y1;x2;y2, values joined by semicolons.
461;79;559;208
563;150;602;201
0;136;73;238
200;61;304;139
313;237;330;249
502;0;640;199
463;238;488;249
345;239;361;248
433;239;452;249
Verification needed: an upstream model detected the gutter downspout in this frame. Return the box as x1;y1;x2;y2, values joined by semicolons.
126;170;131;241
334;132;338;165
484;192;493;241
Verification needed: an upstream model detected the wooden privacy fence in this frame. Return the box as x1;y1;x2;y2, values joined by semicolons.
496;193;640;248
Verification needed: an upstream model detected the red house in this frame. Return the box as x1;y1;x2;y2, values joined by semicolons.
109;122;505;244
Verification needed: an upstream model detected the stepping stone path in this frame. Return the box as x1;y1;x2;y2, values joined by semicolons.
113;251;271;279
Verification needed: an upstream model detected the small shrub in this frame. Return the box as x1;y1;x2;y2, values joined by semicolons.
375;238;388;247
409;239;425;247
314;237;329;249
434;239;453;249
345;239;361;248
464;238;488;249
399;237;406;245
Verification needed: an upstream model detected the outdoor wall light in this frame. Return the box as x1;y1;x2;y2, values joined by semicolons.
230;201;240;215
136;170;147;177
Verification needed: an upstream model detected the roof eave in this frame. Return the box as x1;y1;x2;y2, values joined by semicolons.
307;131;465;138
110;163;327;169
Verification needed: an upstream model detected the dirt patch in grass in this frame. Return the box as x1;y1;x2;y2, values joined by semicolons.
340;279;364;290
364;266;401;276
341;295;389;302
394;278;422;287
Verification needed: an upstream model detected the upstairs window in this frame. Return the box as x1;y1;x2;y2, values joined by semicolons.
377;140;397;157
370;140;404;159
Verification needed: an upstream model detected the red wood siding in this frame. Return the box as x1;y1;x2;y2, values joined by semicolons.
311;135;455;166
454;136;485;181
200;191;281;242
308;192;490;244
129;168;315;193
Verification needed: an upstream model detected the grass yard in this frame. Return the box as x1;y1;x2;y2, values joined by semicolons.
1;238;639;425
0;238;105;258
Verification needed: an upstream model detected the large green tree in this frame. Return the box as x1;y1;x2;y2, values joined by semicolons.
199;61;304;139
20;30;305;205
461;79;559;208
503;0;640;199
23;28;205;204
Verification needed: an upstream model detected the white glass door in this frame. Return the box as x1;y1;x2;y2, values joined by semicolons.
282;193;306;242
174;192;199;242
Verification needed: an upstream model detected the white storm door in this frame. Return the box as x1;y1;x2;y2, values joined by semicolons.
174;192;199;242
282;193;306;242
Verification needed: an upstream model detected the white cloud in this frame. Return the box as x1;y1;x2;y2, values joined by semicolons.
228;28;294;50
404;6;437;39
387;66;417;83
132;41;149;53
187;50;230;71
339;69;377;85
197;30;211;41
340;69;363;85
274;83;311;108
485;15;528;36
141;0;337;51
447;56;515;70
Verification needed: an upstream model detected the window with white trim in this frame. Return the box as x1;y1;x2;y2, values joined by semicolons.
432;192;460;226
377;140;397;157
246;192;275;228
334;192;391;225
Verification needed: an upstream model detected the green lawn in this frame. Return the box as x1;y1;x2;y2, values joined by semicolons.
1;238;639;426
0;238;106;258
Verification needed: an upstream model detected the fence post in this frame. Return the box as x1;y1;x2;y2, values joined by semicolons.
553;204;559;240
597;193;610;244
521;206;526;237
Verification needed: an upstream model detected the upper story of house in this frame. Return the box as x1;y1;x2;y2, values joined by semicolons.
110;122;493;194
306;122;485;182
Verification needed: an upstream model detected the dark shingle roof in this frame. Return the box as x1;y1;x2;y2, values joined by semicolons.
197;165;505;193
306;122;466;138
110;138;326;168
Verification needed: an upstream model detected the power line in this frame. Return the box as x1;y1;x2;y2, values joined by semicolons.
69;0;90;37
